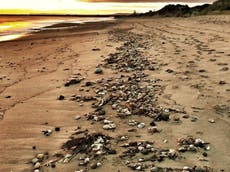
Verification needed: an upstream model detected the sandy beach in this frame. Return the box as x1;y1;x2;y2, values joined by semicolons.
0;15;229;172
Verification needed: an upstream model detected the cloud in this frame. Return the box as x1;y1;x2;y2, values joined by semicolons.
79;0;214;3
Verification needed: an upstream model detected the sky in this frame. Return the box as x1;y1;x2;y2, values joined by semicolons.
0;0;215;14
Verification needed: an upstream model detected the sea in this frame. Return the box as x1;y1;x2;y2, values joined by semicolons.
0;16;114;42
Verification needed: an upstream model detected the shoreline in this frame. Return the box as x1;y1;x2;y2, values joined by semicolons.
0;15;229;172
0;17;115;43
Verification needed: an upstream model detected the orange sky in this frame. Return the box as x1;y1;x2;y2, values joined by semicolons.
0;0;214;14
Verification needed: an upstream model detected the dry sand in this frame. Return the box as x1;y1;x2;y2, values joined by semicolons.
0;15;229;172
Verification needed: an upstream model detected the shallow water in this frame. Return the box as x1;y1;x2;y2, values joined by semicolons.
0;16;114;42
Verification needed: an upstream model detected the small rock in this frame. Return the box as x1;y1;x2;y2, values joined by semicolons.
42;129;52;136
163;139;168;143
136;165;142;170
208;119;215;123
95;68;103;74
183;166;190;170
90;163;97;169
188;144;197;152
37;154;44;160
202;152;208;157
75;115;81;120
83;157;90;165
178;146;187;152
219;81;226;85
150;120;156;126
137;122;145;129
31;158;39;164
173;116;180;121
199;69;206;73
166;69;174;73
55;127;60;132
220;67;229;71
34;162;41;169
103;123;116;130
92;48;101;51
51;164;56;168
191;116;198;122
182;114;190;119
96;162;102;167
85;81;93;86
57;95;65;100
34;169;40;172
64;78;82;87
151;166;160;172
148;127;160;134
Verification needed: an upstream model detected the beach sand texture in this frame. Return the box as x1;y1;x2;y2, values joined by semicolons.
0;15;229;172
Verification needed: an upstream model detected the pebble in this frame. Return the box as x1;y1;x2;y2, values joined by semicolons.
188;144;197;152
95;68;103;74
37;154;44;160
90;162;101;169
34;162;41;169
183;166;190;170
55;127;60;132
64;78;82;87
219;80;226;85
191;116;198;122
203;152;208;157
148;126;160;134
42;129;52;136
137;122;145;129
149;120;156;126
75;115;81;120
208;119;215;123
151;167;160;172
57;95;65;100
103;123;116;130
34;170;40;172
182;114;190;118
173;115;180;121
163;139;168;143
129;120;138;126
31;158;39;164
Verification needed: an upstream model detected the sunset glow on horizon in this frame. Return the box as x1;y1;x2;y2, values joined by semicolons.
0;0;213;15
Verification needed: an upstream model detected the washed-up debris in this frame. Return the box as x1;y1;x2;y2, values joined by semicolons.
62;133;115;156
70;95;96;102
214;104;230;116
177;136;209;153
120;141;180;170
31;153;49;170
42;29;218;172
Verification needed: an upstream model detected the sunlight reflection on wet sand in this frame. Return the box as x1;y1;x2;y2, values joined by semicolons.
0;34;27;42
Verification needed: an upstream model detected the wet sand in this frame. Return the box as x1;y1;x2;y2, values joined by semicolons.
0;15;229;172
